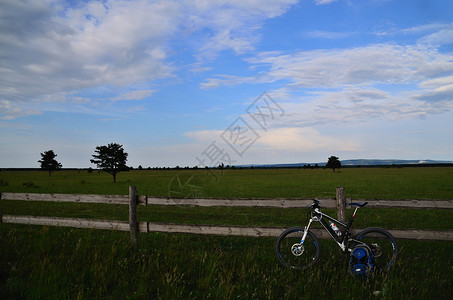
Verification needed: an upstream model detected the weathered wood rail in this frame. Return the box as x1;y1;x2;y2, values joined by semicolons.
2;188;453;242
2;214;452;241
2;192;453;209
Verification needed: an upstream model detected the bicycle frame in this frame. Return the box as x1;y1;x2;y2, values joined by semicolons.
303;206;362;252
276;200;398;272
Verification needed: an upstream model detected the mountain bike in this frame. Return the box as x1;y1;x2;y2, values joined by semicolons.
275;199;398;275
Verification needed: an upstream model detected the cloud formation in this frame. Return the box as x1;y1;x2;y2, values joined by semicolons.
112;90;155;101
242;43;453;88
201;25;453;128
1;1;452;167
0;0;297;119
257;127;360;152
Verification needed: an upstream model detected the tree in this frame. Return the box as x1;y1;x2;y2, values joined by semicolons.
326;156;341;172
38;150;62;176
90;143;128;183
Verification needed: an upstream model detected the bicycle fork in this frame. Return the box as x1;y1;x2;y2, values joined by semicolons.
289;219;315;257
300;218;314;243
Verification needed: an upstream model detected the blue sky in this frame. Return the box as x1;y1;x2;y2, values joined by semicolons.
1;0;453;168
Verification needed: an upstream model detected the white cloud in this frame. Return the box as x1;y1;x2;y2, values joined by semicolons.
402;23;447;34
257;127;360;152
182;125;361;165
412;75;453;103
414;85;453;103
185;129;224;143
417;26;453;46
419;75;453;89
204;28;453;89
255;44;453;88
305;30;357;39
190;0;298;58
201;29;453;123
0;0;298;119
0;100;42;120
253;84;453;134
314;0;339;5
200;74;266;89
190;66;213;73
0;0;175;106
112;90;155;101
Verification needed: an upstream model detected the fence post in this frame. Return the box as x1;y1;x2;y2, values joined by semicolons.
129;186;138;245
336;187;346;223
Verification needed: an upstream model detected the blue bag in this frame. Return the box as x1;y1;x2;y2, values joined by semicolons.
349;244;374;277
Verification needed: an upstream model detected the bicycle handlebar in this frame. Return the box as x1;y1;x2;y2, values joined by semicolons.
310;199;320;209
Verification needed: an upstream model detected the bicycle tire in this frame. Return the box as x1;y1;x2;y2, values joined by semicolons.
275;227;320;270
354;227;399;272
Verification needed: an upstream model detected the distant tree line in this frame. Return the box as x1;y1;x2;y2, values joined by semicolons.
39;144;344;182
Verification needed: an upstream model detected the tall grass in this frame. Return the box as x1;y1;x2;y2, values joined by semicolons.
1;224;452;299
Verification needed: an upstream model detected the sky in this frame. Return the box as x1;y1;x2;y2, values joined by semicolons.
1;0;453;168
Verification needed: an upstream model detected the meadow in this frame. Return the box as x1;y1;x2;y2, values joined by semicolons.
1;225;452;299
1;167;453;299
1;166;453;199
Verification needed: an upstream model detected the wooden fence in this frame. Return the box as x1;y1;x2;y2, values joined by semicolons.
2;215;452;241
2;187;453;243
3;192;453;209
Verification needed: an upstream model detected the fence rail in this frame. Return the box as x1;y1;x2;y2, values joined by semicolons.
2;214;452;241
2;192;453;209
2;188;453;242
1;192;130;204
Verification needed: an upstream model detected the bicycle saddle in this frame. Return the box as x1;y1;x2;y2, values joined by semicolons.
349;202;368;207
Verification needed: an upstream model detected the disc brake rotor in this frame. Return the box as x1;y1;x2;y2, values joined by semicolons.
291;243;304;256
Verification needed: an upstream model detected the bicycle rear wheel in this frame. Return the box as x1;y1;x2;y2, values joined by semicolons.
354;227;399;272
275;227;320;270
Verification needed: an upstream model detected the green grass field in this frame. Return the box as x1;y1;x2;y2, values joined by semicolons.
1;168;453;299
1;225;452;299
1;167;453;199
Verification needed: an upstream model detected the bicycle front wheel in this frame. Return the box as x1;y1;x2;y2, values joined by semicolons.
354;227;399;272
275;227;320;270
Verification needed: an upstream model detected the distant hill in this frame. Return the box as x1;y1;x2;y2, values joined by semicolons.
240;159;453;168
333;159;453;166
